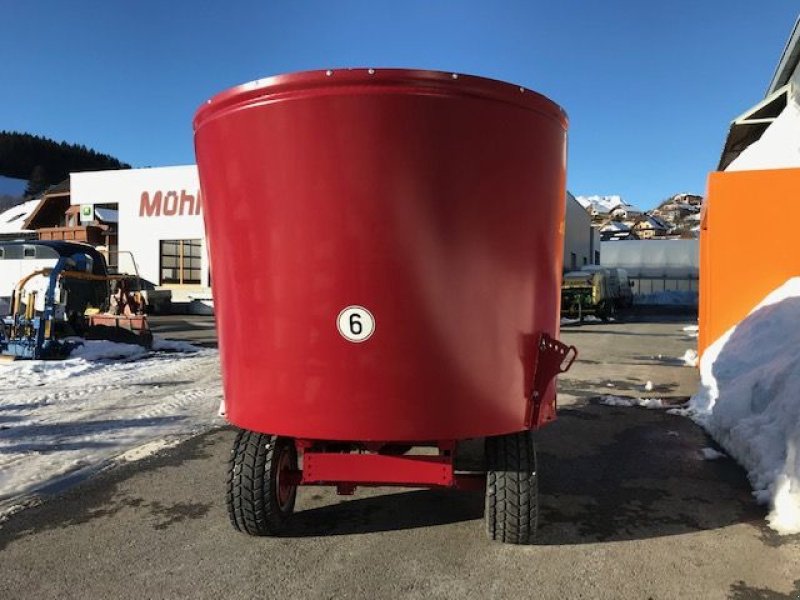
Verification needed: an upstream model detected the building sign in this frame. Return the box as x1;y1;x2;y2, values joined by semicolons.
139;190;203;217
79;204;94;223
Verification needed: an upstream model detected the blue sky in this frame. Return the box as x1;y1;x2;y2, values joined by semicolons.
2;1;797;208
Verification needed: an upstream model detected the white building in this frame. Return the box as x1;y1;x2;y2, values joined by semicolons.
601;238;698;297
563;191;600;271
70;165;211;305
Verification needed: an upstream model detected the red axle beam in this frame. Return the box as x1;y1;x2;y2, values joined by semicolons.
284;452;485;492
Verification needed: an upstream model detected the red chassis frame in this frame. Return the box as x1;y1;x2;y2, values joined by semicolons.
281;333;576;495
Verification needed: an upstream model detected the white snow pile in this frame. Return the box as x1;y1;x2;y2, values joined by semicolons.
685;277;800;535
634;290;698;306
700;447;726;461
599;395;664;409
70;340;149;361
681;349;699;367
0;198;39;234
0;340;223;512
560;315;610;326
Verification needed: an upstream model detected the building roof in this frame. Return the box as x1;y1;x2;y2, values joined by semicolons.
94;207;118;223
768;15;800;95
634;216;669;231
23;195;70;230
0;199;40;234
600;220;631;232
44;178;70;197
22;179;72;230
719;14;799;169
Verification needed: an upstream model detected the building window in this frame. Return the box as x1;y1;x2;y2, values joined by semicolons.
160;239;202;285
594;250;600;265
570;252;577;270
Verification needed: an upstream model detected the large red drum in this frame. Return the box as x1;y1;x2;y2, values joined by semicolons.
194;69;568;442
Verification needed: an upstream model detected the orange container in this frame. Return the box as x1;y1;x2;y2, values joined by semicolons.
699;168;800;355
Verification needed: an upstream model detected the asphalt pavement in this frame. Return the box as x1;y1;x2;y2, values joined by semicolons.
1;316;799;599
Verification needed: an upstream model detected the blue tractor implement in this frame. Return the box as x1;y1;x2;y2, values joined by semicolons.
0;241;152;360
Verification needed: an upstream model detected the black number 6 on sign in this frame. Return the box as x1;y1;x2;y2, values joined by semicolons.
337;306;375;343
349;313;363;335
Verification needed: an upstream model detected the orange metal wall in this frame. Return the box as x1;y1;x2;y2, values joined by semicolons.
699;168;800;355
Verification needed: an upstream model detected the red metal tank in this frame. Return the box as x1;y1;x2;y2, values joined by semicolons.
194;69;568;442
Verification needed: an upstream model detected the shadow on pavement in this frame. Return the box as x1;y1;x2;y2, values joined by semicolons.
271;404;760;544
533;405;761;545
283;489;484;538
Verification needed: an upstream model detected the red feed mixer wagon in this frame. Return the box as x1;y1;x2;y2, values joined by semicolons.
193;68;576;544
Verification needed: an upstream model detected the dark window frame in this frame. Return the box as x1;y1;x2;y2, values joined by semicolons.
159;239;202;285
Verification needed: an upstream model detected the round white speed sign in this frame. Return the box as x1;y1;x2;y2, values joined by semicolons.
336;306;375;343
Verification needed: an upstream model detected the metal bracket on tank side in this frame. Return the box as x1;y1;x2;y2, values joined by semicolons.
525;333;578;429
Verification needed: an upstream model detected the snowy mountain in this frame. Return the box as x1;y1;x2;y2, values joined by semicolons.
575;194;643;217
575;194;625;214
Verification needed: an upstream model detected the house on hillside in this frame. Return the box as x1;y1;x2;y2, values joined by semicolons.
599;219;636;241
632;215;670;239
673;193;703;207
651;193;702;223
609;204;629;220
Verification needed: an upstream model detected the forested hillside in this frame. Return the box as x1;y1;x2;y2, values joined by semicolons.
0;131;130;197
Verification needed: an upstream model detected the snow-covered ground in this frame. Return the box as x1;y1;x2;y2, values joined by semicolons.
599;395;665;409
0;339;223;514
680;278;800;535
560;315;611;326
681;348;699;367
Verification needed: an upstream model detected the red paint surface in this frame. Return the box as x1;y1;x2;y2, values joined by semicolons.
303;453;453;487
194;69;568;441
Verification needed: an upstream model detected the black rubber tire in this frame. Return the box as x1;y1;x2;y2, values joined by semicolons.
485;430;538;544
226;429;297;536
599;300;616;322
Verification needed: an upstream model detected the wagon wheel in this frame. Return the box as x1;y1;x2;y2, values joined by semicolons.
227;429;298;536
599;300;615;322
598;301;608;321
484;430;538;544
